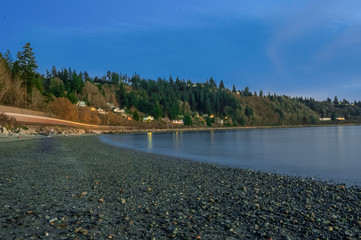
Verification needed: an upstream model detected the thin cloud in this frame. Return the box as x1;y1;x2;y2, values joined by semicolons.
315;26;361;63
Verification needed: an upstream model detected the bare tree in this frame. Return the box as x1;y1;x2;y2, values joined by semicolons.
30;87;45;110
0;59;11;102
78;107;93;123
50;97;78;121
82;81;106;108
103;85;118;108
9;77;25;107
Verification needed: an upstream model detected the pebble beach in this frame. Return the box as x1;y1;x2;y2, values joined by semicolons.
1;135;361;239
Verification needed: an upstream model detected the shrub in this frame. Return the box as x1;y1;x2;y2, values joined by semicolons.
0;113;18;128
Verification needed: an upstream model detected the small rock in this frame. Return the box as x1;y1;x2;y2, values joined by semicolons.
1;127;9;135
98;198;104;203
49;218;58;224
121;198;126;204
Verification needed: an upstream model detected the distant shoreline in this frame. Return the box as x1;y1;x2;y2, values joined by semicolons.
1;121;360;140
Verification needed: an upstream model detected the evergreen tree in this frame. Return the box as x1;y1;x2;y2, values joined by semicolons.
133;110;140;121
331;112;336;121
333;96;339;105
245;105;254;118
15;42;39;106
219;80;225;89
209;77;217;89
16;43;38;87
232;84;236;92
206;117;212;127
2;50;13;68
244;87;252;96
183;114;192;126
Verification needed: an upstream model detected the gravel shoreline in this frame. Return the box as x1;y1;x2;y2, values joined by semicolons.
1;136;360;239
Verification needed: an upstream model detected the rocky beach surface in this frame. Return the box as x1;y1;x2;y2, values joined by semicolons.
1;135;361;239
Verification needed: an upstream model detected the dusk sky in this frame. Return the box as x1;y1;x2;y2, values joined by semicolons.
1;1;361;101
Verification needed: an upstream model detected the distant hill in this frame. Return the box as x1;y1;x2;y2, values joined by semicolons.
1;43;361;128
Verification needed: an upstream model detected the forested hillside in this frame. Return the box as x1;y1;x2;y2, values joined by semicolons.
1;43;361;127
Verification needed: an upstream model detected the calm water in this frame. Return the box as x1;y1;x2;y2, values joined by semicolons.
99;126;361;186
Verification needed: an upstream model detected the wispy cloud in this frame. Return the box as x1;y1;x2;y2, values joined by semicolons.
315;26;361;63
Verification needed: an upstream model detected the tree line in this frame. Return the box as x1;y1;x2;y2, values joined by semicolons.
1;43;361;127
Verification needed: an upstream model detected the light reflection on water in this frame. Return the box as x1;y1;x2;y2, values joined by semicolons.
147;132;152;149
99;126;361;186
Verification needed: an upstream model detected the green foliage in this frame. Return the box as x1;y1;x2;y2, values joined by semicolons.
133;110;140;121
232;84;236;93
298;96;361;122
15;42;38;91
333;96;339;105
48;77;65;97
151;103;163;120
206;117;212;127
116;76;241;121
183;114;192;126
245;105;254;118
67;92;77;104
331;112;336;121
219;80;225;89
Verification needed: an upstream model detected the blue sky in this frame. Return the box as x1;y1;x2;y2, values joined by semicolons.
1;1;361;101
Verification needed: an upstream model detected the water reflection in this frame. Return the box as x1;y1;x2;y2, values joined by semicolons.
147;132;152;149
99;126;361;186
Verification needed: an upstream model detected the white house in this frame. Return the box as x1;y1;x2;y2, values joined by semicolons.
76;101;86;107
172;120;184;125
106;102;115;108
97;108;106;114
143;116;154;122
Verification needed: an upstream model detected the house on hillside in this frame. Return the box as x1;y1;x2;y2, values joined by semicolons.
143;116;154;122
97;108;106;114
76;101;86;107
319;118;331;121
215;118;224;125
172;120;184;125
336;117;345;121
112;108;123;113
106;102;115;109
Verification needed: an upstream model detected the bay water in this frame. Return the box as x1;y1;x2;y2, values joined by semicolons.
99;126;361;186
